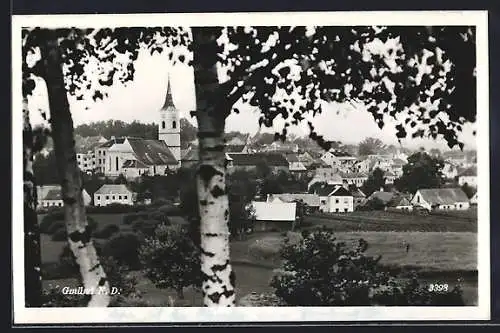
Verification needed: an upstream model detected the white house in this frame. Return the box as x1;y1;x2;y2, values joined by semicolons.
267;193;320;213
37;185;91;209
94;184;134;206
320;150;356;169
285;153;307;173
312;183;354;213
411;188;470;211
458;166;477;187
384;171;396;185
251;198;297;222
340;172;368;188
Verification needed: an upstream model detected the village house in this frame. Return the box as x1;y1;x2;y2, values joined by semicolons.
340;172;368;188
37;185;91;210
458;166;477;188
350;187;367;209
250;197;297;231
94;184;135;206
311;183;354;213
320;150;357;169
76;135;108;173
297;151;317;169
307;170;343;192
442;161;460;179
387;193;414;211
390;158;406;178
262;141;300;153
411;188;470;211
353;158;371;174
226;152;289;174
384;171;396;184
285;153;307;173
267;193;320;214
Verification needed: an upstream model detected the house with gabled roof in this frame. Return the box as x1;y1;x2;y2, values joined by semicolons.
411;188;470;211
37;185;91;210
267;193;320;213
310;183;354;213
94;184;134;206
226;152;289;174
340;171;369;188
458;166;477;188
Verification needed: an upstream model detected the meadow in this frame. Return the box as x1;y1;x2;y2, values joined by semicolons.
39;210;479;306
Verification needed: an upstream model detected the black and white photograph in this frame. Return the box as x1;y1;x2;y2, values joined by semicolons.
12;11;490;323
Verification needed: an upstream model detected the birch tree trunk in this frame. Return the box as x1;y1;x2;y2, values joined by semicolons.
39;29;110;307
23;93;42;307
192;27;236;306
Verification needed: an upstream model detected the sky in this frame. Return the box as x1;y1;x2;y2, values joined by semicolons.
27;43;477;151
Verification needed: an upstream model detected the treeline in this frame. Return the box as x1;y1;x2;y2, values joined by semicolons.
74;118;198;148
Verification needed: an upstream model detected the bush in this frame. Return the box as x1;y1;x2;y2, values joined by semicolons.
93;224;120;239
51;228;67;241
86;204;147;214
139;223;201;299
270;227;465;306
132;219;163;237
102;232;143;270
123;213;147;225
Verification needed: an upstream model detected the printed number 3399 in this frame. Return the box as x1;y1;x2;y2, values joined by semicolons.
428;283;449;292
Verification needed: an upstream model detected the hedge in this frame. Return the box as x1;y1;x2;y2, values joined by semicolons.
93;224;120;239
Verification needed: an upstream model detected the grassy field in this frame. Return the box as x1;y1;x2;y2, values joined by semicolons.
304;209;478;232
38;212;479;306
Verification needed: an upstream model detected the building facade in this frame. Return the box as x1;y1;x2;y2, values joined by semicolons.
94;184;134;206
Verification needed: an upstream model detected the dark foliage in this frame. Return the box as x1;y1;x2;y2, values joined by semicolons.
102;232;144;270
93;224;120;239
51;228;67;241
394;152;445;194
361;168;386;196
270;227;465;306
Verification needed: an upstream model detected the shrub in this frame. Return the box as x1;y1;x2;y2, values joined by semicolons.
139;223;201;299
102;232;143;270
86;204;147;214
93;224;120;239
123;213;147;225
270;227;465;306
157;204;181;216
132;219;162;237
51;228;67;241
41;284;88;307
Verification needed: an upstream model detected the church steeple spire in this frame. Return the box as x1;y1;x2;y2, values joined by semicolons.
162;74;176;110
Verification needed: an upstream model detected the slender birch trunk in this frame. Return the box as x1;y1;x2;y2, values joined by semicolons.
23;93;43;307
192;27;236;306
39;29;110;307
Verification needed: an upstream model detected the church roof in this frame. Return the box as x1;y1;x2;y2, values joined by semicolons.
161;76;176;111
128;138;178;165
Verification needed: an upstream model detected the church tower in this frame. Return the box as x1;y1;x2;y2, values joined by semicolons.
158;75;181;163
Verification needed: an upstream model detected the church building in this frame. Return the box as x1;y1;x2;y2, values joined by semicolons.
95;76;182;179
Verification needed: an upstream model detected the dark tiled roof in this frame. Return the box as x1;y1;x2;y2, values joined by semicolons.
285;153;300;163
329;149;352;157
128;138;178;165
331;186;352;197
97;137;126;149
122;159;148;168
351;188;366;198
45;189;62;200
227;153;289;167
417;188;469;205
315;184;338;196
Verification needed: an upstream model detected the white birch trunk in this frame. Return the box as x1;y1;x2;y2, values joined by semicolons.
39;29;110;307
192;27;236;306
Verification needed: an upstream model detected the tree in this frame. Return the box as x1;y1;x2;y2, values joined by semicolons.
139;223;201;300
271;227;465;306
23;90;42;307
394;152;445;194
362;168;386;196
358;137;386;156
23;25;476;307
180;118;198;148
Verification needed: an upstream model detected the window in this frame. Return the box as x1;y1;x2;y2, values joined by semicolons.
320;199;326;205
115;156;119;171
112;195;115;200
58;203;62;207
335;199;339;204
106;195;109;200
124;195;127;200
96;195;100;200
103;151;106;155
172;120;177;129
335;208;339;212
459;204;462;208
162;121;166;129
416;195;420;203
344;208;348;212
119;196;122;200
344;199;348;204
